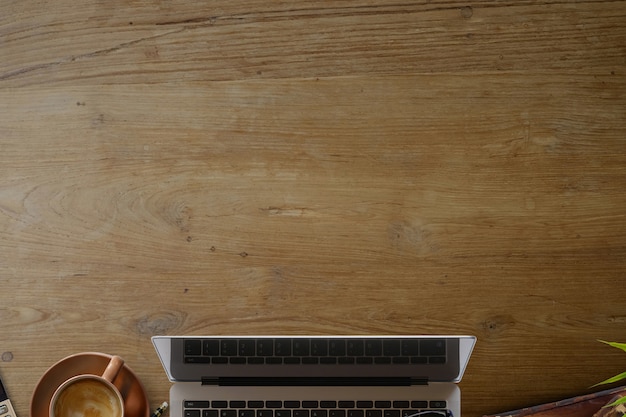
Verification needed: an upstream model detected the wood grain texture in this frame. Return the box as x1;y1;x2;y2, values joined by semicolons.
1;2;626;417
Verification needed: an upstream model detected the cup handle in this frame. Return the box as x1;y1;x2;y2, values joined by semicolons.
101;355;124;383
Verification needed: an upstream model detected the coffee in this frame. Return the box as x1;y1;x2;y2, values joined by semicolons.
52;378;123;417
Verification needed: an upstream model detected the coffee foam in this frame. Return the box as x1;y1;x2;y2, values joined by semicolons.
53;379;122;417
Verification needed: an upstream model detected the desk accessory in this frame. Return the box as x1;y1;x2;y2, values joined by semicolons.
30;352;149;417
0;374;16;417
49;356;125;417
152;401;169;417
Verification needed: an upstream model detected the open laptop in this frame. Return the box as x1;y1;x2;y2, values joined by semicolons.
152;336;476;417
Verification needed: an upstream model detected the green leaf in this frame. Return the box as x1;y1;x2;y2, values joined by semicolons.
599;340;626;353
604;395;626;408
591;371;626;388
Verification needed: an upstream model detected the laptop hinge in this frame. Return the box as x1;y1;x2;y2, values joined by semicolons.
201;377;428;386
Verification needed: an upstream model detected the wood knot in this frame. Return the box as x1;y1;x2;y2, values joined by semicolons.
481;314;515;336
135;312;186;336
460;6;473;19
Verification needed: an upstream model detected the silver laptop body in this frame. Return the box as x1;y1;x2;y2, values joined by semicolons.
153;336;476;417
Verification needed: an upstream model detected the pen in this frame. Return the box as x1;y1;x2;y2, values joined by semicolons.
151;402;168;417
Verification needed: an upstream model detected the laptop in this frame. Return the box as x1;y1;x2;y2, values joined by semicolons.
152;336;476;417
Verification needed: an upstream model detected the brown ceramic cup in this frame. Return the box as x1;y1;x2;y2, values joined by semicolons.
49;355;125;417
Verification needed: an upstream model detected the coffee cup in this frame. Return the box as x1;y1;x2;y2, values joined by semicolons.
49;355;125;417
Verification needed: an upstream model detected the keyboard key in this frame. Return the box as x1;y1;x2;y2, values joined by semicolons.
212;402;228;408
230;401;246;408
347;411;363;417
185;411;201;417
203;340;220;356
303;401;319;408
185;356;212;364
311;411;327;417
204;411;218;417
374;402;391;408
248;357;264;364
347;340;364;356
338;357;355;364
266;357;283;364
311;339;328;356
383;411;400;417
338;401;355;408
221;340;238;356
284;357;301;364
275;339;292;356
266;401;282;408
393;401;409;408
429;357;446;364
356;357;373;364
257;339;274;356
284;401;300;408
184;401;210;408
239;412;255;417
365;411;382;417
383;339;401;356
294;411;310;417
364;339;382;356
392;357;410;364
420;339;445;356
229;357;246;364
356;401;373;408
302;357;319;364
248;401;264;408
293;339;310;356
319;401;335;408
401;340;419;356
320;357;337;364
411;401;428;408
329;411;345;417
429;401;447;409
329;339;346;356
257;411;273;417
275;411;292;417
221;412;237;417
239;339;256;356
374;357;391;364
185;340;202;356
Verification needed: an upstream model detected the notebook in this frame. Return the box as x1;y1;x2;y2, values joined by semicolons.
152;336;476;417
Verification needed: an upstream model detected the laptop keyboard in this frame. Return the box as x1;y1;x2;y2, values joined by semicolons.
183;399;451;417
183;338;446;365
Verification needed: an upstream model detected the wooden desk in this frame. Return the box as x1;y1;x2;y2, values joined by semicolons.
1;2;625;416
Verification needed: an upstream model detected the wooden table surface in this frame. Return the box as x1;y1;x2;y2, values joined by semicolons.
2;1;626;417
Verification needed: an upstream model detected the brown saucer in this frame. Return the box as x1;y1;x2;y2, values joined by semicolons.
30;352;149;417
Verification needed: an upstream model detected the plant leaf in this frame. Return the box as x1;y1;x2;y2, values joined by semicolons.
591;371;626;388
604;395;626;408
599;340;626;353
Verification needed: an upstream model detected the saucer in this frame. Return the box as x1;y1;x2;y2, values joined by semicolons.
30;352;150;417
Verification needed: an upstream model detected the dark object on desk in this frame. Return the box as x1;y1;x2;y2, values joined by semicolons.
0;373;17;417
483;386;626;417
